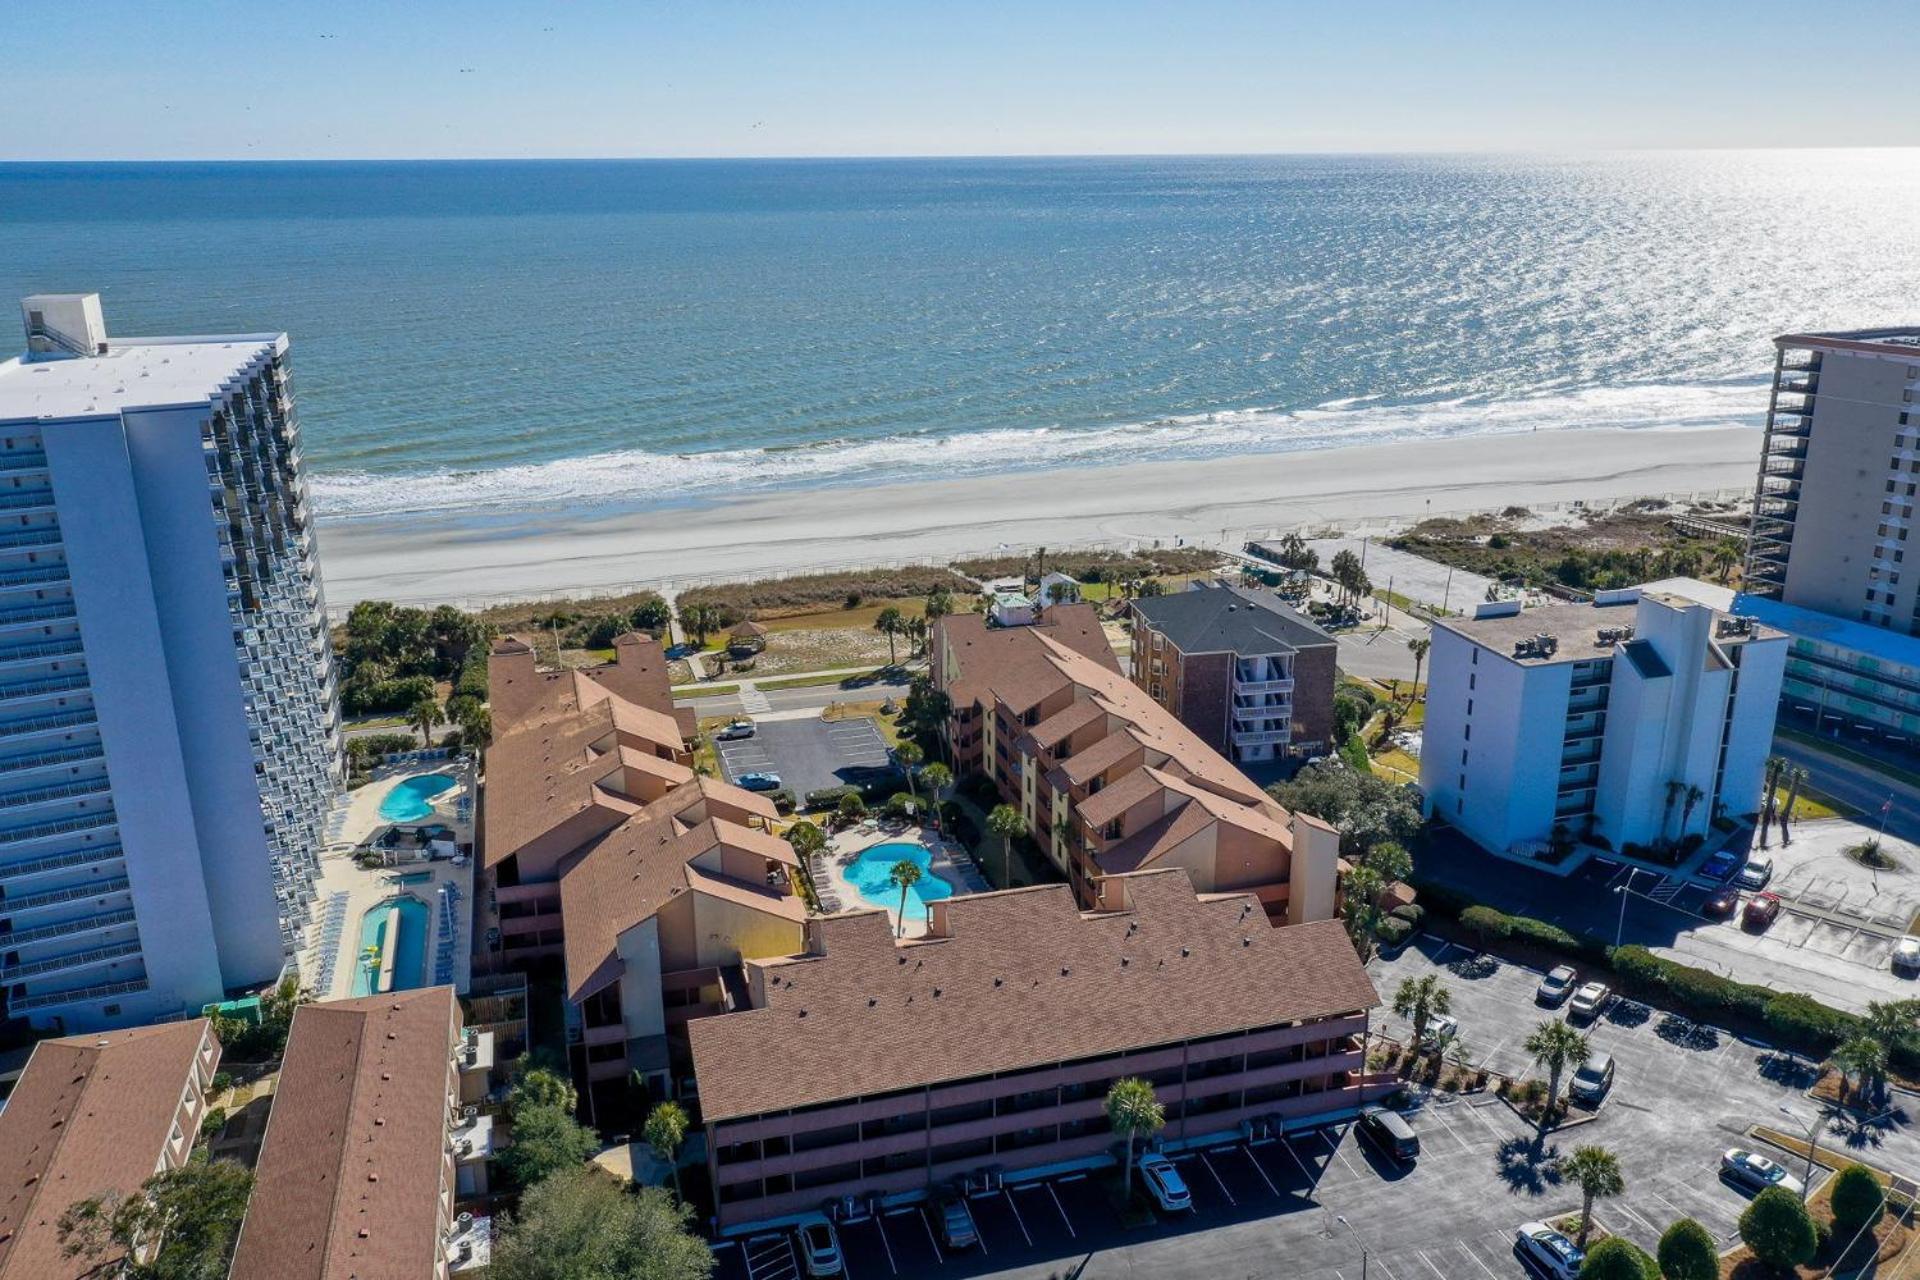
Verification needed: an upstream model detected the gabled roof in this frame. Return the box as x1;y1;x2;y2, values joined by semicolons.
0;1020;213;1280
935;605;1118;715
229;989;459;1280
1131;583;1335;656
688;870;1378;1124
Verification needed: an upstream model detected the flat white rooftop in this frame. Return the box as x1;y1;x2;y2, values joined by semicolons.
0;335;283;424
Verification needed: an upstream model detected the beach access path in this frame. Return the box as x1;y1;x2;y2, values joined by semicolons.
315;425;1759;609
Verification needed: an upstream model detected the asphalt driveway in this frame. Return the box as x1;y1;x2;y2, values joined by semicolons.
716;715;895;799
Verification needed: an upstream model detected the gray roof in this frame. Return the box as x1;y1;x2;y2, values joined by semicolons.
1132;583;1334;656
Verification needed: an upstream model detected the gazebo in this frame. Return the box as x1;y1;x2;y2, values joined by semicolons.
727;619;769;654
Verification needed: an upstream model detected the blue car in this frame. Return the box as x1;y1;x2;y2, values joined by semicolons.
735;771;783;791
1699;850;1740;882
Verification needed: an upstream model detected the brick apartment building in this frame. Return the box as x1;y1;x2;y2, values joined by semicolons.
0;1019;221;1280
688;868;1383;1233
932;605;1340;924
1129;581;1338;763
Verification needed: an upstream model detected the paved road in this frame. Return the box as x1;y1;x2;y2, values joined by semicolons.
1332;626;1421;684
1307;537;1494;616
1776;736;1920;845
677;675;915;721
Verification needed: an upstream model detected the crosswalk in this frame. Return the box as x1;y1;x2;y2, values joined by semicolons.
738;683;773;715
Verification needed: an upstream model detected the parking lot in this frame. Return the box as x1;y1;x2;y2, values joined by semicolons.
716;716;895;799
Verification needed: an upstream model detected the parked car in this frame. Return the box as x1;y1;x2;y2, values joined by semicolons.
1357;1106;1420;1164
715;718;756;741
735;771;783;791
800;1221;844;1277
1138;1155;1193;1212
1568;982;1611;1021
1735;857;1775;890
1722;1147;1804;1197
1895;936;1920;975
1569;1051;1615;1107
1536;966;1578;1006
1743;891;1783;930
1514;1220;1585;1280
937;1197;980;1247
1700;849;1742;882
1703;886;1740;918
1418;1013;1460;1052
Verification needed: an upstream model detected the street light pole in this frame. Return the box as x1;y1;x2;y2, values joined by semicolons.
1336;1214;1370;1280
1780;1105;1826;1202
1613;869;1641;950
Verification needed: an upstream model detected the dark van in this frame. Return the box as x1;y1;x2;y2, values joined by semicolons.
1356;1106;1419;1163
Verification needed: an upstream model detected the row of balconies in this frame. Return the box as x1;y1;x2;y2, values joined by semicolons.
0;843;124;884
1;907;137;949
0;453;49;475
0;937;142;982
0;776;111;812
0;874;130;916
0;810;116;847
0;708;97;738
0;637;84;668
0;673;91;705
9;975;147;1014
0;600;75;628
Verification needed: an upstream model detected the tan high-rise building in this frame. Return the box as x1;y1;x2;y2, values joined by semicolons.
1747;329;1920;628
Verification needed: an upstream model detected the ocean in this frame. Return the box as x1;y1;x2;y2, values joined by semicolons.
1;152;1916;521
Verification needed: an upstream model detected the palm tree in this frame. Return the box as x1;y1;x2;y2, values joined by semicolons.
1828;1035;1887;1105
455;700;491;752
1558;1145;1625;1248
1407;636;1431;699
1342;865;1385;958
1858;999;1920;1098
1137;577;1166;598
409;694;443;747
682;602;721;647
1780;766;1807;841
888;859;922;937
1392;975;1452;1063
1711;538;1743;584
1759;755;1786;847
1105;1077;1166;1203
920;762;952;806
924;588;953;624
1524;1019;1590;1130
785;819;826;859
986;804;1025;889
1679;784;1705;838
874;606;905;665
894;740;924;799
644;1100;689;1199
1661;779;1685;843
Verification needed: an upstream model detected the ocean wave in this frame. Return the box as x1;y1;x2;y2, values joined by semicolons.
307;379;1766;520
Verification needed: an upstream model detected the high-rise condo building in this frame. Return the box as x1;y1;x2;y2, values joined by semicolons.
1746;330;1920;624
0;294;342;1032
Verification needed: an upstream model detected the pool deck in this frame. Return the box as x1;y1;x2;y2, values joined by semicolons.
301;760;479;1003
809;821;989;939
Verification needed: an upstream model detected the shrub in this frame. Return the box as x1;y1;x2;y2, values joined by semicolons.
1459;906;1511;941
1376;917;1413;949
766;788;796;815
1655;1217;1718;1280
1763;991;1860;1056
678;567;970;624
805;785;862;810
1739;1186;1817;1271
836;792;868;824
1389;903;1425;928
1578;1236;1655;1279
1830;1162;1886;1237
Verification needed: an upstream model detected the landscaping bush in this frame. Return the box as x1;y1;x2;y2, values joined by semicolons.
1655;1217;1718;1280
805;785;863;810
1375;917;1413;949
766;788;796;815
1459;905;1512;942
1388;903;1425;928
454;647;489;701
1578;1236;1655;1279
1739;1186;1817;1272
1762;991;1861;1056
1830;1162;1886;1238
679;568;970;624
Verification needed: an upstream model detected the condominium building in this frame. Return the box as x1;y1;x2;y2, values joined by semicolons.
690;868;1382;1233
1129;581;1338;762
933;605;1340;923
0;295;342;1032
1746;329;1920;628
1422;589;1786;857
0;1018;221;1280
482;634;805;1104
230;987;493;1280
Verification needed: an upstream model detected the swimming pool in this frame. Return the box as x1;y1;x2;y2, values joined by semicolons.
349;894;431;996
845;842;954;923
379;774;457;823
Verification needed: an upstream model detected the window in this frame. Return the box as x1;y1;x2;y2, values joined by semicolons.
1471;649;1478;666
1458;773;1467;790
1466;698;1474;716
1464;723;1471;741
1460;748;1468;766
1456;797;1464;815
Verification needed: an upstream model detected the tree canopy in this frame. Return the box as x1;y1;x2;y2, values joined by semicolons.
489;1166;714;1280
1267;760;1421;859
58;1157;253;1280
1738;1186;1817;1271
1654;1217;1717;1280
1577;1236;1655;1279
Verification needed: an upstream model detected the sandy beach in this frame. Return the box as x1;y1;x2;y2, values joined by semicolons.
314;426;1762;609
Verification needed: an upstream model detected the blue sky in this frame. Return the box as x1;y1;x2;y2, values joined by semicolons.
6;0;1916;159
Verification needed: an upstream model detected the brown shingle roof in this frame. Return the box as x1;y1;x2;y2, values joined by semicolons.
0;1020;214;1280
688;869;1378;1124
935;606;1119;714
230;989;458;1280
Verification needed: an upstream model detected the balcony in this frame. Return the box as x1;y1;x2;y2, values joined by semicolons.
0;674;90;706
1233;727;1294;747
0;528;62;552
0;938;142;982
1;908;137;948
0;844;124;884
0;490;56;515
0;600;75;629
0;453;49;475
1563;714;1605;743
0;875;130;916
7;976;147;1014
0;811;116;847
0;777;111;812
1233;675;1295;695
0;565;67;592
0;639;84;669
0;708;97;739
1762;458;1804;480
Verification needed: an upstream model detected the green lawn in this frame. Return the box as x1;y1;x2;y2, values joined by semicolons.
677;683;742;699
759;668;887;691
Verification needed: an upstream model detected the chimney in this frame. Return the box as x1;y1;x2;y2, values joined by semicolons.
1286;811;1340;927
486;635;540;723
21;293;107;359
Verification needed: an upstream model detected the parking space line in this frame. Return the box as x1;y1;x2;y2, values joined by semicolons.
1613;1201;1661;1237
1458;1238;1503;1279
1281;1138;1322;1195
1000;1188;1033;1247
1044;1182;1076;1239
1193;1151;1237;1207
871;1212;898;1275
1423;1102;1475;1154
1415;1248;1448;1279
916;1208;945;1265
1243;1143;1281;1197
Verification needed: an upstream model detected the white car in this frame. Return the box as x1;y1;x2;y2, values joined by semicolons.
1536;965;1578;1005
1138;1154;1192;1212
1722;1147;1804;1197
1894;936;1920;975
1418;1013;1459;1051
1735;856;1775;890
1515;1220;1584;1279
1568;982;1611;1021
715;718;756;741
799;1221;844;1277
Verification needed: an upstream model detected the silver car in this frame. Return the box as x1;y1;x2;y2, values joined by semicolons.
1721;1147;1804;1197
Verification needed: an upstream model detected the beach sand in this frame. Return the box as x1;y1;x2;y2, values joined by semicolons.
314;426;1762;609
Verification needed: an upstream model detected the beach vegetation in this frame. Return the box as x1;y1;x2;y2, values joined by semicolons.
335;601;489;715
1389;509;1731;597
678;567;969;627
954;547;1218;585
488;1165;714;1280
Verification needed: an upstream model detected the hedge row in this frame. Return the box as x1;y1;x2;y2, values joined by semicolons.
1454;903;1609;964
